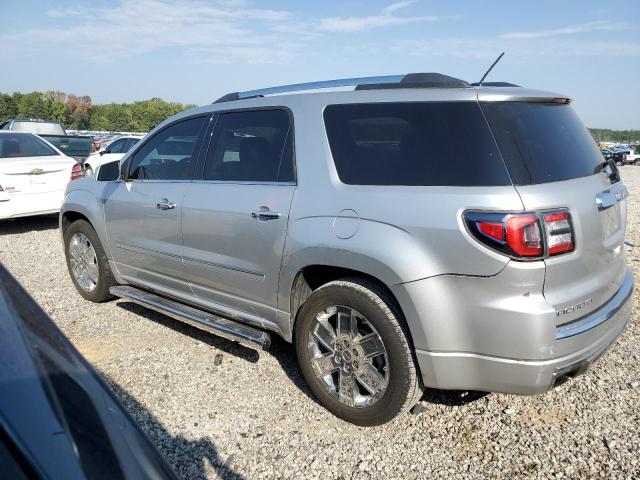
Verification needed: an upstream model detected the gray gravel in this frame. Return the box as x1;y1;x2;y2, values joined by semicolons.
1;167;639;479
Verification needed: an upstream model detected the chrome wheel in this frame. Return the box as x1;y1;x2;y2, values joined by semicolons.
69;232;99;292
307;305;389;408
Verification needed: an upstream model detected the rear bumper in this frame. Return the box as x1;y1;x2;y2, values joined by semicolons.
0;191;64;220
413;267;633;395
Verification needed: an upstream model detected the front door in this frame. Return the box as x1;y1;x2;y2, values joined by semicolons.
181;109;296;322
103;115;209;295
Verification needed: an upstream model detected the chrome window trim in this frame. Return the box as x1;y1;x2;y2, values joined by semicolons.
191;180;295;186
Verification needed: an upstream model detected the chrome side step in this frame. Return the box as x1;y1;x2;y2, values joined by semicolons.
110;285;271;350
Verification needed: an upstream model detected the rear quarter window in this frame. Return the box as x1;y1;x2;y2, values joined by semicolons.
323;102;511;186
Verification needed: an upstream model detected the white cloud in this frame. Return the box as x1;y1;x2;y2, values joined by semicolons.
45;8;84;18
382;1;415;14
398;36;640;60
2;0;293;64
499;20;628;40
319;1;437;32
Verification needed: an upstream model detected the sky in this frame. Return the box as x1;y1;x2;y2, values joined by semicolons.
0;0;638;129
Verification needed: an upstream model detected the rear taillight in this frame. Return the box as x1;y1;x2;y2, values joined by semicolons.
465;209;573;260
543;211;574;255
70;163;84;181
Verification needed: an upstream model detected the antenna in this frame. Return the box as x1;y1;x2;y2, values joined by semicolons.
478;52;505;86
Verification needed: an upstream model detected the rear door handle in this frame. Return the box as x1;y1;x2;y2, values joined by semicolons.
156;199;176;210
251;207;281;220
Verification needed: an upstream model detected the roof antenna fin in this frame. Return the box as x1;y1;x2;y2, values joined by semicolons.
478;52;505;86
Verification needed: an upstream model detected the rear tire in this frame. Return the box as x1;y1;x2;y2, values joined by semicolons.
295;277;423;426
635;160;640;166
64;219;116;302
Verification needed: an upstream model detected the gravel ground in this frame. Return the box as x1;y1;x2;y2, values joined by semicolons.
1;167;639;480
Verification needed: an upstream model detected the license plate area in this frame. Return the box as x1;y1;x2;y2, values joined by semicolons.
600;203;622;240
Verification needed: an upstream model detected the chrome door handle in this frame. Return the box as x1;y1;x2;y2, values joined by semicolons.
251;208;281;220
156;199;176;210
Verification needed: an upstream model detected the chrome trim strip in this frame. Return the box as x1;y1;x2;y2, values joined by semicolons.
182;256;265;278
114;242;182;260
191;180;296;186
239;75;405;98
555;269;634;340
596;185;628;211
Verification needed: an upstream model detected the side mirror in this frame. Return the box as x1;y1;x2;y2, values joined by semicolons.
96;160;121;181
98;147;107;156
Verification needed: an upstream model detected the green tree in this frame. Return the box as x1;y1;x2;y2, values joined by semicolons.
0;93;18;122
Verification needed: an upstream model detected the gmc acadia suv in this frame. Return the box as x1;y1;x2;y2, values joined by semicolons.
60;73;633;426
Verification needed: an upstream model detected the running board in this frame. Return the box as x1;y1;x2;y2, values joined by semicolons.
110;285;271;351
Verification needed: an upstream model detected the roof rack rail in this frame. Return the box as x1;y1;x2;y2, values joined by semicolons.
470;82;520;87
213;73;470;103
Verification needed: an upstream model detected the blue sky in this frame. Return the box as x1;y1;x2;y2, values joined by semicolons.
0;0;638;129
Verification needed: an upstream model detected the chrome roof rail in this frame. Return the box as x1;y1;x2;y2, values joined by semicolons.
213;73;470;103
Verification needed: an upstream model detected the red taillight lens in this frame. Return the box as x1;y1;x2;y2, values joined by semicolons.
477;221;505;241
506;215;543;257
543;211;574;255
70;163;84;181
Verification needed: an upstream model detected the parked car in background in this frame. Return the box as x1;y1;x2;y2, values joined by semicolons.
83;135;143;175
0;132;82;220
60;73;633;425
0;119;92;162
602;149;629;166
0;262;177;480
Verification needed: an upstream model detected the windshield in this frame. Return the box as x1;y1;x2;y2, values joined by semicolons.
0;133;58;158
481;102;603;185
11;121;65;135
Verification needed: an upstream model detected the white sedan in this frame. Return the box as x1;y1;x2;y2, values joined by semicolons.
0;132;82;220
83;135;142;175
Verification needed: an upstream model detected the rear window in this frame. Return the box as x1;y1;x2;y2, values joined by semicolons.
11;121;65;135
481;102;603;185
0;133;58;158
323;102;510;186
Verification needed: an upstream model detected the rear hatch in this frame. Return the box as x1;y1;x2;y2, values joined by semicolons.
0;156;73;196
481;99;628;326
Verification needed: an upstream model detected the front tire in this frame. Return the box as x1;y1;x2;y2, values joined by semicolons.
295;278;423;426
64;219;116;302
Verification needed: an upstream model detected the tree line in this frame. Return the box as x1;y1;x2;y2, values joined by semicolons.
0;91;197;132
1;90;639;141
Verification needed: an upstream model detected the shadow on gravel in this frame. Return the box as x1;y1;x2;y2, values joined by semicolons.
0;214;59;235
116;301;260;363
103;374;247;480
117;300;487;415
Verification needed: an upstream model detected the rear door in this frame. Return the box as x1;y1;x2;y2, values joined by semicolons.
103;115;209;294
181;109;296;322
482;101;628;326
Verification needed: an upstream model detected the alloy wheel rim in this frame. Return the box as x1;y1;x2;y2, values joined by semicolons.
69;232;99;292
307;305;389;408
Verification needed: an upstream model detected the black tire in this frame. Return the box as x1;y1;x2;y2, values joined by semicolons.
63;219;116;302
295;277;423;426
635;160;640;166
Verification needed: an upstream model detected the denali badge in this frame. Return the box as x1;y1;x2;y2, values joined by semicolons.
556;298;593;317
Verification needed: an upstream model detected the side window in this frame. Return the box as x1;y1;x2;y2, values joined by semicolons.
107;139;126;154
124;138;139;152
202;109;294;183
128;116;207;180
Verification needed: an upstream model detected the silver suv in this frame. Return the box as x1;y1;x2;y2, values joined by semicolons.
60;73;633;426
